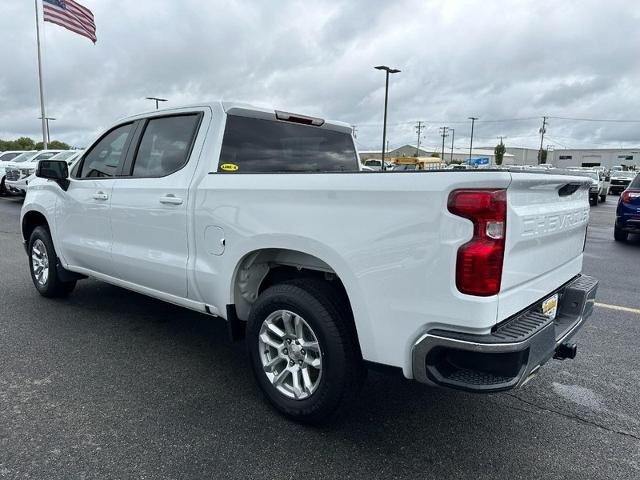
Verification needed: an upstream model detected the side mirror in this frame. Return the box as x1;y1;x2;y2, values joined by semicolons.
36;160;70;191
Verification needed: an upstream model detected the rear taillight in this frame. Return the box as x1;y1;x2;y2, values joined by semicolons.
448;189;507;296
621;190;640;204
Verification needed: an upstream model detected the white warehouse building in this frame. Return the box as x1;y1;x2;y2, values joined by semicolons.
503;147;639;170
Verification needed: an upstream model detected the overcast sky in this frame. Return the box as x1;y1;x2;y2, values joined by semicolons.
1;0;640;151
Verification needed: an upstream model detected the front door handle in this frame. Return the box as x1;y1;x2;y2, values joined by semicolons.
159;194;183;205
93;191;108;201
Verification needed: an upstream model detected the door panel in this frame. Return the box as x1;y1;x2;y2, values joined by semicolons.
56;179;116;275
109;113;203;298
55;122;135;275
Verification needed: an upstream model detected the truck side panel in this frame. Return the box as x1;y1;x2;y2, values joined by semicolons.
191;171;512;374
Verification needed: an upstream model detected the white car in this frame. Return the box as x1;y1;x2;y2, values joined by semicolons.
5;150;64;194
2;151;38;194
20;101;598;423
608;170;637;195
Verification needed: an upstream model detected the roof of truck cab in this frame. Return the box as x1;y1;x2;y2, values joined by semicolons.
122;101;353;134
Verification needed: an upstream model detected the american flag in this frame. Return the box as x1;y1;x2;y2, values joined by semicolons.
42;0;96;43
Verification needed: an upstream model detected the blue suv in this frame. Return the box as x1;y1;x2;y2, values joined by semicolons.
615;173;640;242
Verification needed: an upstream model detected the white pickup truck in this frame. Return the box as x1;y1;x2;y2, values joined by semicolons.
21;101;598;423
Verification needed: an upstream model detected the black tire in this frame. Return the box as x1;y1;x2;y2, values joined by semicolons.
246;279;364;424
614;226;628;242
600;194;606;202
589;196;598;206
28;226;76;297
0;176;6;196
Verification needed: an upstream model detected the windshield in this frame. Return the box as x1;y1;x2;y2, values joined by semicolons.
0;152;21;162
50;151;77;161
32;151;61;162
10;151;39;163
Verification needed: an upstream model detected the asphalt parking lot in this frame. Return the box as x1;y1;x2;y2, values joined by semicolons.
0;195;639;480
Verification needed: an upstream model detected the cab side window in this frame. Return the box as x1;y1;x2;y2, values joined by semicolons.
78;123;133;178
131;115;200;178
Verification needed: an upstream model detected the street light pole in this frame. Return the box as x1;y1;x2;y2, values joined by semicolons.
38;116;56;145
146;96;168;109
468;117;478;161
374;65;401;171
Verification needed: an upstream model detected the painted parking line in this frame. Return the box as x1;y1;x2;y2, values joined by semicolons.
595;302;640;315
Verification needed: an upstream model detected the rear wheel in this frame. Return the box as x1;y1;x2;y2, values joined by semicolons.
614;226;628;242
28;226;76;297
589;196;598;206
246;279;364;424
0;177;6;196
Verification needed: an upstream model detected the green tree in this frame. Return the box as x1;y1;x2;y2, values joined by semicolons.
35;140;70;150
494;141;506;166
15;137;36;150
430;152;440;158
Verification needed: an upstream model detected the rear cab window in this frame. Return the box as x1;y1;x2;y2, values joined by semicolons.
630;174;640;189
130;114;200;178
218;115;359;173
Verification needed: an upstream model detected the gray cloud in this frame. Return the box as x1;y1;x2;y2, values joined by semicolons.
1;0;640;150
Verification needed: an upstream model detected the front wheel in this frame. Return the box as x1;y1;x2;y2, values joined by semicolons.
28;226;76;297
600;194;606;202
247;279;364;424
0;176;6;196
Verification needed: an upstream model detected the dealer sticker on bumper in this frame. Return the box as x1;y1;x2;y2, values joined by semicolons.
542;293;559;320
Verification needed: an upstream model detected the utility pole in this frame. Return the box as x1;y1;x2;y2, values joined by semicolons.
468;117;478;161
415;121;425;156
439;126;449;161
538;116;548;164
449;128;455;163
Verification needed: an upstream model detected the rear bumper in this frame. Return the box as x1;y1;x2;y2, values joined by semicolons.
412;274;598;392
616;217;640;233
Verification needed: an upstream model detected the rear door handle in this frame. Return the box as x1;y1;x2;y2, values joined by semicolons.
160;194;183;205
93;191;108;201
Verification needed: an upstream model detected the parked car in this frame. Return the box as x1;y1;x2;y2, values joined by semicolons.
362;159;393;170
4;150;64;194
21;101;597;423
567;169;603;205
608;170;637;195
614;174;640;242
1;150;38;195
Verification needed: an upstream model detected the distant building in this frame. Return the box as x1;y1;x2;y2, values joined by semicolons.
359;144;513;165
550;148;639;169
498;147;640;169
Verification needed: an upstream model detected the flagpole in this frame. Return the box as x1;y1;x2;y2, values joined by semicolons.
34;0;47;149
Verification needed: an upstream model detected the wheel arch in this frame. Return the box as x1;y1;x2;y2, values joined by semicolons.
22;209;50;243
228;246;371;356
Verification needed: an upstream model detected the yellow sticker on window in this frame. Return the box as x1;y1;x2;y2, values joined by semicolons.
220;163;239;172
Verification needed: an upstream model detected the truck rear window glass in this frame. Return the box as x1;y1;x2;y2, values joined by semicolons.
218;115;358;173
630;174;640;189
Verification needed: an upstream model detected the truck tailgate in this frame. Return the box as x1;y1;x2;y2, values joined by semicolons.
498;172;591;319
